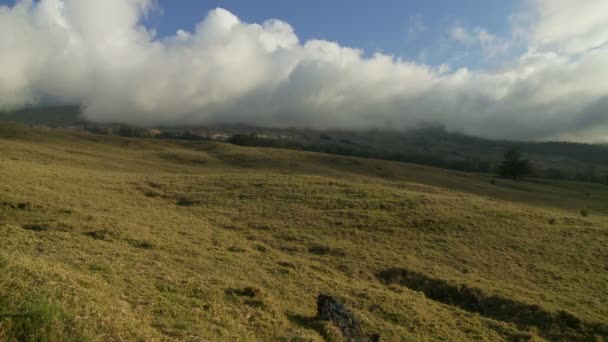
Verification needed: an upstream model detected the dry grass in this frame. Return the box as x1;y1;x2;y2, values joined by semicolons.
0;123;607;341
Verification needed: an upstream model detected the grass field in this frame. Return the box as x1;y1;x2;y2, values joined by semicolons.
0;123;607;341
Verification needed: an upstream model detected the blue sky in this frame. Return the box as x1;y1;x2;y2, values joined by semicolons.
144;0;521;68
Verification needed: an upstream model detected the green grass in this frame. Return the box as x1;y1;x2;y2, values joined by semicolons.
0;123;607;341
0;296;84;342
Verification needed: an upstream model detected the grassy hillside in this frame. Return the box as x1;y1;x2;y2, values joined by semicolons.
2;106;608;184
223;127;608;182
0;123;607;341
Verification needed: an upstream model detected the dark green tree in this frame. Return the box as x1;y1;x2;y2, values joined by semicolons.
499;148;532;180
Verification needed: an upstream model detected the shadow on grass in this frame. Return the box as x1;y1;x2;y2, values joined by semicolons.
377;267;608;341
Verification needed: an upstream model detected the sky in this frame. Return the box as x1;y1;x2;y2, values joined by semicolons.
0;0;607;142
144;1;519;68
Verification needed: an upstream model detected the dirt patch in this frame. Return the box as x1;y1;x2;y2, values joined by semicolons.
376;268;608;341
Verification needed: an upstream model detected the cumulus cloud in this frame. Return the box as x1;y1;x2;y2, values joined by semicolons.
0;0;607;142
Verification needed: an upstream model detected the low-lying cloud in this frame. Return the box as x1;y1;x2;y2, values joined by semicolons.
0;0;607;142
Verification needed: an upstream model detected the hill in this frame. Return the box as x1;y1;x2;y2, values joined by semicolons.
0;123;607;340
223;127;608;182
2;106;608;184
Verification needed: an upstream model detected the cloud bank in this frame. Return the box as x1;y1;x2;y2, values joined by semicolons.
0;0;607;142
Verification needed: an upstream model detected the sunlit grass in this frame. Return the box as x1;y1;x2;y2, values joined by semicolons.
0;123;607;340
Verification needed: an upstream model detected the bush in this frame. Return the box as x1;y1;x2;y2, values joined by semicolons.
580;209;589;217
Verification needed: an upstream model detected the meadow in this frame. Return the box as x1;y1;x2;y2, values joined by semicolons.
0;123;607;341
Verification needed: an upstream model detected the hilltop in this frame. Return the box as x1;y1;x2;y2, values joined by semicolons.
0;123;607;340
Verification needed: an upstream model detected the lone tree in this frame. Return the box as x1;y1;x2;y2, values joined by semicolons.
499;147;532;180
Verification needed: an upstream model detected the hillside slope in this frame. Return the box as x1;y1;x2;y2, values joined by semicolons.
2;106;608;183
0;123;607;341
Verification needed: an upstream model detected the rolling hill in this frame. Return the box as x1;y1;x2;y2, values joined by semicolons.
0;123;607;341
2;106;608;184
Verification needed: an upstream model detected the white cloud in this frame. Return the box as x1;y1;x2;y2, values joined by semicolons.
449;24;509;57
407;14;426;40
529;0;608;54
0;0;607;142
449;25;472;45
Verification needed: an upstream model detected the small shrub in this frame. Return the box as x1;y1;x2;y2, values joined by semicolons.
143;189;162;198
155;282;177;293
244;299;266;309
225;287;261;298
249;224;271;231
16;202;32;210
548;218;557;225
22;223;71;233
308;245;346;257
21;224;50;232
227;246;246;253
277;262;296;269
1;201;33;210
279;246;299;254
129;240;154;249
176;198;201;207
84;229;119;241
580;209;589;217
147;181;162;189
225;287;266;309
89;263;111;273
255;245;267;253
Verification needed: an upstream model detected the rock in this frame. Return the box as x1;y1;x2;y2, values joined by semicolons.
317;294;379;342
